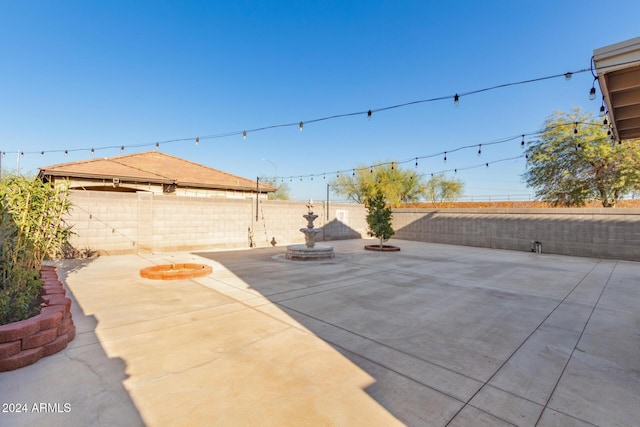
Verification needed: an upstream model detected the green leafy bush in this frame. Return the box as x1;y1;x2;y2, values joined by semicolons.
0;175;72;325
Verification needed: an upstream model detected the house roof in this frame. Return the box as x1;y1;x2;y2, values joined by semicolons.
594;37;640;141
38;151;275;192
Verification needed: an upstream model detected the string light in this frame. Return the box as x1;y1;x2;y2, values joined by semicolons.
195;137;199;146
564;72;572;80
521;135;525;148
120;145;124;152
599;100;606;116
40;151;44;156
603;117;608;126
243;130;247;140
444;152;447;162
367;110;372;120
299;121;303;132
454;94;459;106
11;62;635;161
155;142;159;151
589;78;597;100
478;144;482;156
415;157;418;167
574;123;578;134
64;150;68;156
91;148;94;156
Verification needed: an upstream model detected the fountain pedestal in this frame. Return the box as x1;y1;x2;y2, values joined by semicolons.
286;199;334;261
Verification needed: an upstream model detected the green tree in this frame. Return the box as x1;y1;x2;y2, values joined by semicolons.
365;190;394;248
260;177;292;200
425;173;464;207
330;162;425;207
523;109;640;207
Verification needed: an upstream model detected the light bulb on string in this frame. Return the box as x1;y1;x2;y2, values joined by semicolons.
323;174;326;180
603;118;608;126
521;135;525;148
20;151;24;157
299;121;303;132
391;162;394;171
564;72;572;80
155;142;159;151
242;131;247;140
599;102;606;116
91;148;94;156
589;78;597;100
574;123;578;135
352;169;355;176
64;150;68;156
443;152;447;162
367;110;372;120
195;137;199;146
120;146;124;153
415;158;418;168
478;145;482;156
454;94;459;106
454;169;457;174
40;151;44;156
486;163;489;168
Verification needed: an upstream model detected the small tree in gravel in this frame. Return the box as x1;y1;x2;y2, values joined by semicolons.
365;190;395;248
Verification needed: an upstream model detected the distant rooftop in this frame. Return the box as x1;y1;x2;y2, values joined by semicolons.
38;151;275;193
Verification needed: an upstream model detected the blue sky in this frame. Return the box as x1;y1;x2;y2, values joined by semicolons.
1;1;639;202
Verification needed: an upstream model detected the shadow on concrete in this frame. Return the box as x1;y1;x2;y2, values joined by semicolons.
195;240;640;426
0;258;146;427
195;243;451;425
322;218;362;241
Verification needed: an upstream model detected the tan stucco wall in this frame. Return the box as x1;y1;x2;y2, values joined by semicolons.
392;208;640;261
65;190;367;255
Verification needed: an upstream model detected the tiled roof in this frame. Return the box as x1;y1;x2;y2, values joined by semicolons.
38;151;275;192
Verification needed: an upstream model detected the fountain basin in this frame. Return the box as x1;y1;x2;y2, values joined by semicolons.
140;263;212;280
285;244;335;261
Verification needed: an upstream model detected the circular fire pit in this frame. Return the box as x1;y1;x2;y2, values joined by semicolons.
140;263;212;280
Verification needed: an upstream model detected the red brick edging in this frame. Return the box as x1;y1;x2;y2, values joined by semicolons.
140;263;213;280
0;266;76;372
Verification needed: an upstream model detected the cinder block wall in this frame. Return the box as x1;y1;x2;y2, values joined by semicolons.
392;208;640;261
66;191;367;255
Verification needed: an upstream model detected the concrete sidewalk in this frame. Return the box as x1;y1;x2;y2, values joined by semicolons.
1;239;638;426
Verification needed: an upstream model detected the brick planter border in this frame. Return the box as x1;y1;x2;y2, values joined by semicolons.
0;266;76;372
364;245;401;252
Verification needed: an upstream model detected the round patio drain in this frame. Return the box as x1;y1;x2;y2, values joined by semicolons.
140;263;212;280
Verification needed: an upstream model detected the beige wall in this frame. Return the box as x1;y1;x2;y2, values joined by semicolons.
65;191;640;261
66;190;367;255
392;208;640;261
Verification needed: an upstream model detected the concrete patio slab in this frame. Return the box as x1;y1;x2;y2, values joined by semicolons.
1;239;638;426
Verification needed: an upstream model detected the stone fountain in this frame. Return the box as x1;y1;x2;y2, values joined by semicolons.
285;199;335;260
